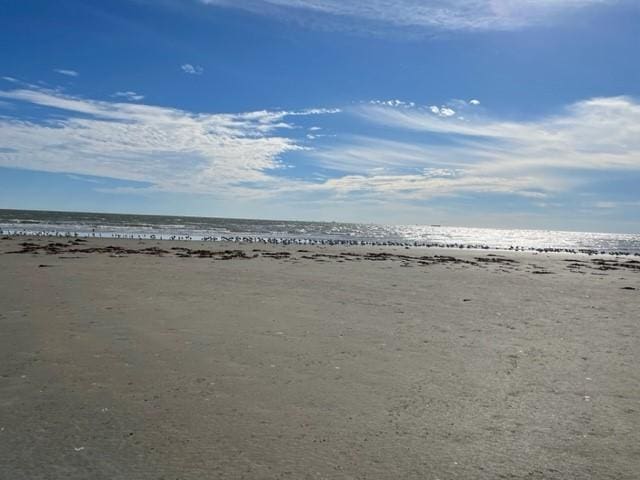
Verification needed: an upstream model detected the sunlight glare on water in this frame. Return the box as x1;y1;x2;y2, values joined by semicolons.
1;210;639;254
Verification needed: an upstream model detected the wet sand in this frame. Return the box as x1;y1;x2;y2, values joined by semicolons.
1;237;639;479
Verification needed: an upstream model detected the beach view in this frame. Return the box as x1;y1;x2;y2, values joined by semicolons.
1;1;639;479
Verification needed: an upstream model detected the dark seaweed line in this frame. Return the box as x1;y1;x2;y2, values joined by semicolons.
5;241;640;274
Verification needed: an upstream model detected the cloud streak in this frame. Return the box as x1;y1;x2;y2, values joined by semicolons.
54;69;79;77
302;96;640;200
0;87;336;196
112;91;145;101
352;96;640;172
199;0;615;32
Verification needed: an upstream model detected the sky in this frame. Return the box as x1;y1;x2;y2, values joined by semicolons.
0;0;639;232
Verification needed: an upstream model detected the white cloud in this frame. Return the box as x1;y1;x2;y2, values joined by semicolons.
429;105;456;117
469;99;481;105
200;0;614;32
1;86;638;210
306;172;551;200
370;99;414;108
181;63;204;75
354;96;640;173
112;91;145;101
309;136;564;200
0;87;338;196
311;136;468;173
299;95;640;201
54;69;79;77
439;107;456;117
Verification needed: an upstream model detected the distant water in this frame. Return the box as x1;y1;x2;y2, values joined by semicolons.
1;209;639;254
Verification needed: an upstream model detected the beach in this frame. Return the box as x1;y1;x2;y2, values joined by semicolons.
1;237;639;479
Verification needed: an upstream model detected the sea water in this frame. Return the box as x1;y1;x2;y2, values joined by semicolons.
1;209;639;254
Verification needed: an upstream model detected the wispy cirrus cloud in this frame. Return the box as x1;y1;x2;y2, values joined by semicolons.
304;171;552;201
181;63;204;75
199;0;616;32
53;68;79;77
306;141;564;201
352;96;640;172
0;87;336;196
0;84;638;209
299;95;640;201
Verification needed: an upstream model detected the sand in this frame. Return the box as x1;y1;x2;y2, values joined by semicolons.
1;237;639;479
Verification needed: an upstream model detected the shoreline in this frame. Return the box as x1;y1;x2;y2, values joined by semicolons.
4;236;640;270
2;230;639;257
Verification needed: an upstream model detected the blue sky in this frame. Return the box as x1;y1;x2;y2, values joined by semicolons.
1;0;639;232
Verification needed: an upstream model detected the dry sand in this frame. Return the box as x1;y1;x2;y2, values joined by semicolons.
1;237;639;479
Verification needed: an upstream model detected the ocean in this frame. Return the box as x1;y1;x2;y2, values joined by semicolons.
1;209;639;254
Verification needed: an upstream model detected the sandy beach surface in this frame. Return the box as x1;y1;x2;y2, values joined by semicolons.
1;237;639;479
